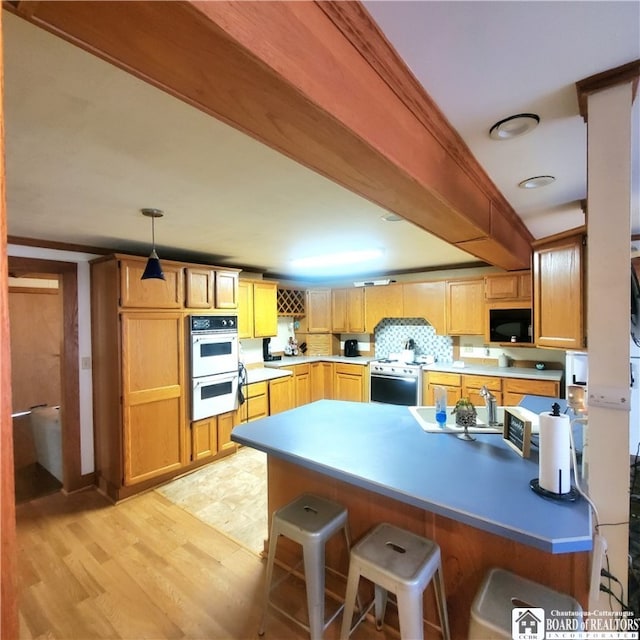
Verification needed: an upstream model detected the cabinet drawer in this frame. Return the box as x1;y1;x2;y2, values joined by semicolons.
293;363;310;376
334;363;365;376
462;375;501;391
427;371;461;387
246;381;268;398
503;378;558;397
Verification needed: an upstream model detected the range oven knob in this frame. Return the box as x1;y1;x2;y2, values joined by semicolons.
228;318;235;327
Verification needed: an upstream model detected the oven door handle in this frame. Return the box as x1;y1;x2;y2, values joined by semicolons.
370;373;419;381
194;372;238;388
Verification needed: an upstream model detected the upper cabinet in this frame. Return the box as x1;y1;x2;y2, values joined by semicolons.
402;281;446;335
120;256;184;309
332;287;365;333
185;267;238;309
305;289;332;333
215;270;239;309
533;230;586;350
364;284;403;332
446;279;484;335
484;271;531;302
238;279;278;339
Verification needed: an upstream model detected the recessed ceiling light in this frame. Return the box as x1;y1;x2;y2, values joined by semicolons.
518;175;556;189
489;113;540;140
381;213;403;222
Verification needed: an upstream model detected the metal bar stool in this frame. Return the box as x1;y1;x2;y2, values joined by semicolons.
340;522;451;640
259;493;354;640
468;567;582;639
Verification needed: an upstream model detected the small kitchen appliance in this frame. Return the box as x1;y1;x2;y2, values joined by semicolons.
344;339;359;357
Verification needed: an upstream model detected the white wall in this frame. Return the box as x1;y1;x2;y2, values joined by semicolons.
8;244;98;475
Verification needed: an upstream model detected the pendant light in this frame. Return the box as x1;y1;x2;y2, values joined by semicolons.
141;208;165;280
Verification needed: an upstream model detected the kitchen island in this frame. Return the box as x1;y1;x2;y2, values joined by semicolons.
232;400;591;636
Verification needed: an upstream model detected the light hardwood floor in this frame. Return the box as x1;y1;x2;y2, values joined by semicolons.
16;488;406;640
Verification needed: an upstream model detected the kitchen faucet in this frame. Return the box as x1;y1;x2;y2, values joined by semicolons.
480;385;499;426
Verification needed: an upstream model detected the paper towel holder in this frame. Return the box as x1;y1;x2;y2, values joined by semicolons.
530;402;579;502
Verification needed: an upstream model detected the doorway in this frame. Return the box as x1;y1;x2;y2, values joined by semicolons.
9;273;63;502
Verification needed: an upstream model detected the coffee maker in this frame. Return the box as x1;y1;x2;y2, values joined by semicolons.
262;337;281;361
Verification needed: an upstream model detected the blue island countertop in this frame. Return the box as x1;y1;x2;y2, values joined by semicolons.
231;399;592;554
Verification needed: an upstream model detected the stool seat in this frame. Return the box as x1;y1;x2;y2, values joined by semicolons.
469;567;583;639
259;493;353;640
340;523;450;640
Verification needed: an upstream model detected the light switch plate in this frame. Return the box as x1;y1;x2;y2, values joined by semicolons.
588;385;630;410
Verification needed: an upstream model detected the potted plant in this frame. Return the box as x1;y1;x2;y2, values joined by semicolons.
452;397;477;440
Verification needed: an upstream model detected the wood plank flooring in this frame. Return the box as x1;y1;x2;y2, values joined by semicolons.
16;488;405;640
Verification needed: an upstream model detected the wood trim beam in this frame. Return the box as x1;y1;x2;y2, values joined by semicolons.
5;0;532;270
576;59;640;122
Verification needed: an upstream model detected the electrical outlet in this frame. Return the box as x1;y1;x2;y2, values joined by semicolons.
81;356;92;370
589;534;607;610
462;344;473;354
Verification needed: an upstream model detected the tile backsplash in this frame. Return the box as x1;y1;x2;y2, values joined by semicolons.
374;318;453;362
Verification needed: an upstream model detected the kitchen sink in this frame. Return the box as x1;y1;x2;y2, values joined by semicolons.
409;405;540;434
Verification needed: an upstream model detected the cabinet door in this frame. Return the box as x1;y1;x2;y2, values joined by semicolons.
217;411;237;453
253;282;278;337
269;376;294;414
364;284;403;332
191;416;217;460
533;234;585;349
215;270;239;309
425;371;462;406
185;267;214;309
446;279;484;335
311;362;333;401
120;257;184;309
331;289;348;333
306;289;332;333
237;280;254;339
485;274;519;300
402;281;446;334
334;363;365;402
121;312;186;485
293;364;311;407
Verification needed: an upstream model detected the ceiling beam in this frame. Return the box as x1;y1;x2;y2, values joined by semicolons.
5;0;533;270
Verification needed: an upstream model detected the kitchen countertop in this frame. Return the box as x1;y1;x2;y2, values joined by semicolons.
261;355;563;381
243;365;293;384
232;399;591;553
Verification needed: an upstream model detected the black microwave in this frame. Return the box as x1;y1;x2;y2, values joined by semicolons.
489;308;532;343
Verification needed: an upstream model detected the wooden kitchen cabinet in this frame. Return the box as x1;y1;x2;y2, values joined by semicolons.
191;410;237;460
462;374;503;407
484;271;531;301
119;255;184;308
269;375;294;415
402;281;446;334
424;371;462;405
334;362;367;402
331;287;365;333
290;363;311;407
185;267;214;309
365;284;403;332
215;270;239;309
311;361;333;401
503;377;560;406
238;279;278;339
120;311;188;486
533;230;586;350
446;279;485;335
237;381;269;423
306;289;332;333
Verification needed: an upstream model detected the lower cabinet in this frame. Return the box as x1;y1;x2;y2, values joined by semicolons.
502;378;559;406
292;364;311;407
237;381;269;423
334;363;367;402
424;371;462;406
191;410;237;461
311;361;334;401
462;375;503;407
269;375;295;414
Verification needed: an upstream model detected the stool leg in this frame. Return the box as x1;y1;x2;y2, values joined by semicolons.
303;540;325;640
339;565;360;640
397;590;424;640
433;567;451;640
258;526;279;636
373;585;388;631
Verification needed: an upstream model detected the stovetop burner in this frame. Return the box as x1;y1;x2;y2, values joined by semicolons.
374;358;422;367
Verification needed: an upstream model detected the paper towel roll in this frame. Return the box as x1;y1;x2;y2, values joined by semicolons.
539;411;571;494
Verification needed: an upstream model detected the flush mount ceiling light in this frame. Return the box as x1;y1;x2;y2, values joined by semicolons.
518;175;556;189
141;208;165;280
291;248;384;270
381;213;404;222
489;113;540;140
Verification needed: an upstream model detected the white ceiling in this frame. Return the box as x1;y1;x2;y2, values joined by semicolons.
3;3;639;282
